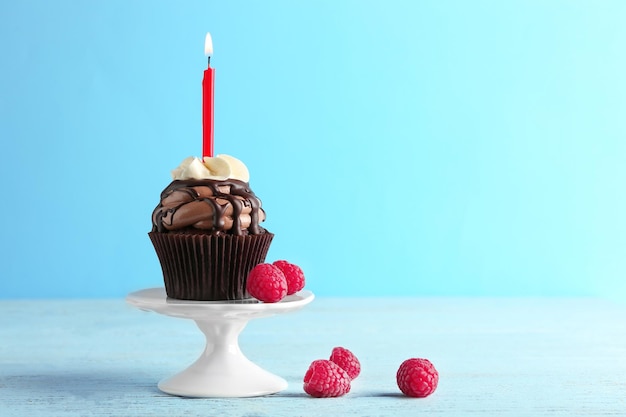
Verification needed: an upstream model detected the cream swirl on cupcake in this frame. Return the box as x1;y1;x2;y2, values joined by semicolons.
171;154;250;182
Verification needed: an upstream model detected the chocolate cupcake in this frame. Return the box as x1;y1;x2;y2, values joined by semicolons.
149;155;273;301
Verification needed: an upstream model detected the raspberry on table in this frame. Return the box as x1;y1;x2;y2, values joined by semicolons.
303;359;351;398
246;263;287;303
272;260;305;295
396;358;439;398
329;347;361;380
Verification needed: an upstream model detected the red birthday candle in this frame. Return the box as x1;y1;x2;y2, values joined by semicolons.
202;32;215;158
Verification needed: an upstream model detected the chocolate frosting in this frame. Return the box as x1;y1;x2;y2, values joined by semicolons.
151;179;266;236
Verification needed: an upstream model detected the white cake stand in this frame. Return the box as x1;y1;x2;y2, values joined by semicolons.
126;288;314;398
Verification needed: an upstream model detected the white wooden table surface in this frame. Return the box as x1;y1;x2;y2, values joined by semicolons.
1;295;625;416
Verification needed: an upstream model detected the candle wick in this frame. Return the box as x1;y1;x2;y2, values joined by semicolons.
207;56;211;66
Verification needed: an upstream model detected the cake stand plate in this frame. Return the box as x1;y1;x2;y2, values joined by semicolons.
126;288;314;398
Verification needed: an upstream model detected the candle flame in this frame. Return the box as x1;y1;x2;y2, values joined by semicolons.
204;32;213;57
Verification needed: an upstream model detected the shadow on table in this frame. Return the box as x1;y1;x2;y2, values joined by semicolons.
0;369;162;398
355;392;410;399
277;391;406;399
2;371;417;401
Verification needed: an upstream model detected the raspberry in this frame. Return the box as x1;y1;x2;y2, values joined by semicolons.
246;263;287;303
303;359;351;398
272;260;305;295
329;347;361;380
396;358;439;398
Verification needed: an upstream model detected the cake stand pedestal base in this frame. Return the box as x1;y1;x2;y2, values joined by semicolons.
126;288;314;398
158;319;286;397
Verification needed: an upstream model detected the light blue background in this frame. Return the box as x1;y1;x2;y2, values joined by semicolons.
1;1;625;299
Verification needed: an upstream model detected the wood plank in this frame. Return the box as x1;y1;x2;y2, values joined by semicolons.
1;297;625;416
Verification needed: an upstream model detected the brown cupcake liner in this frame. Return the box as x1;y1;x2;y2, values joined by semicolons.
149;231;274;301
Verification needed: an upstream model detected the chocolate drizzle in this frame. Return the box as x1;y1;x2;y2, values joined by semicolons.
152;179;266;236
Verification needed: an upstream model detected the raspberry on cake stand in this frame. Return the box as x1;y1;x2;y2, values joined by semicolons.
126;288;314;397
